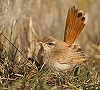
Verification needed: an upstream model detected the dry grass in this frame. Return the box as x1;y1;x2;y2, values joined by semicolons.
0;0;100;90
0;18;100;90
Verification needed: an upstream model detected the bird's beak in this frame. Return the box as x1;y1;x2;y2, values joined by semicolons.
39;41;46;48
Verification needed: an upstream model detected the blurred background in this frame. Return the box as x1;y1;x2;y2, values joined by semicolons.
0;0;100;89
0;0;100;71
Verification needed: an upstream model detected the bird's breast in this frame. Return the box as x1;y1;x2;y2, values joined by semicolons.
54;62;73;71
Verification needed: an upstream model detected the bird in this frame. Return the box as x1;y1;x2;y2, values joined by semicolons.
37;6;89;72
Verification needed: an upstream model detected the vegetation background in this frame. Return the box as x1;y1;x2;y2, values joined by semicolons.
0;0;100;90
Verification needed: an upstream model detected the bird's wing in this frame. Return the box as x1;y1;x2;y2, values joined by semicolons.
58;45;89;64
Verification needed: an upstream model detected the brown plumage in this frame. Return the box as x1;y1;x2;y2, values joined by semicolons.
37;36;88;72
64;6;88;45
37;6;88;72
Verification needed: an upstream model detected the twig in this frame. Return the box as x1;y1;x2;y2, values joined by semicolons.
2;34;33;65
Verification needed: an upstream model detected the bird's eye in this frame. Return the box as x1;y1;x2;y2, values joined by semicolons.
48;42;54;45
